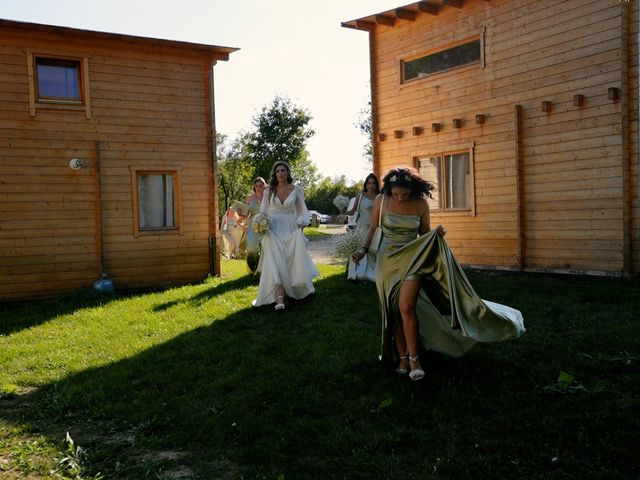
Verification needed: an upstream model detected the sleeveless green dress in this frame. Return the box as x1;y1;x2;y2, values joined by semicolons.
376;210;525;362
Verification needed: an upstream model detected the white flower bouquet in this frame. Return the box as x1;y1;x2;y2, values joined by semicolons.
250;212;271;235
332;231;362;263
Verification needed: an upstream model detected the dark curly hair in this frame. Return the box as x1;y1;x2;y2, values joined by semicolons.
361;173;380;194
380;167;434;199
268;161;293;197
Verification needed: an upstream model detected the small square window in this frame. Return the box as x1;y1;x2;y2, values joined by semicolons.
418;151;473;212
35;57;82;103
137;173;177;230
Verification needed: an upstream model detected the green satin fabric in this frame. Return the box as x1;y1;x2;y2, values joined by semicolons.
376;210;525;361
246;200;263;273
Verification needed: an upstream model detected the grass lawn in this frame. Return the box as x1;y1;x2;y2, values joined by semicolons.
0;261;638;479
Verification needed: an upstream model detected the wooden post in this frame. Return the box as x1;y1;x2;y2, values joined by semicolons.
620;1;631;277
514;105;525;270
207;60;221;276
94;141;104;276
369;28;380;178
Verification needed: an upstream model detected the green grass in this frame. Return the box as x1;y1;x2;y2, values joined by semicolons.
0;261;638;479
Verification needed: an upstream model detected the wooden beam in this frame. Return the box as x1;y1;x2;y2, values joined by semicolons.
514;105;524;270
355;20;375;31
443;0;464;8
417;1;439;15
395;8;417;21
375;15;395;26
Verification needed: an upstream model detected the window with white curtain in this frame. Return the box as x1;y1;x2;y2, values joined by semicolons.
136;173;177;230
417;151;473;212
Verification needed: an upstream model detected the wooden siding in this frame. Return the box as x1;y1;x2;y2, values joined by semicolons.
368;0;635;275
629;0;640;275
0;23;226;299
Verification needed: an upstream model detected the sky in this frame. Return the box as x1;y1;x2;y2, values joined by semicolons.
0;0;403;182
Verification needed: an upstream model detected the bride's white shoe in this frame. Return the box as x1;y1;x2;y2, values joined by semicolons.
275;295;285;312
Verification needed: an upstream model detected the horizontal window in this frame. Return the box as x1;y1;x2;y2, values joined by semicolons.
402;39;481;83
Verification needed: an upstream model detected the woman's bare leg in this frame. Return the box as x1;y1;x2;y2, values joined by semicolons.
398;279;423;372
395;321;408;371
275;284;284;305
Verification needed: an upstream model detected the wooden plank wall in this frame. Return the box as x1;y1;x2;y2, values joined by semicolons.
372;0;633;274
629;0;640;275
0;27;215;299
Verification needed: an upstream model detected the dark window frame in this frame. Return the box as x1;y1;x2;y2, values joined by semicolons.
34;56;83;104
401;36;482;84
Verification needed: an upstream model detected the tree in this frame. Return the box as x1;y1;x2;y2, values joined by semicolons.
306;175;361;214
356;95;373;164
246;95;317;184
216;132;254;218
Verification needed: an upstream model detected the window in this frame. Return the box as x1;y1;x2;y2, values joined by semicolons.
417;151;474;213
132;170;183;235
27;52;91;118
35;57;82;103
402;38;481;83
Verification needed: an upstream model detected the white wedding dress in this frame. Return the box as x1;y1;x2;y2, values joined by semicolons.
253;185;319;306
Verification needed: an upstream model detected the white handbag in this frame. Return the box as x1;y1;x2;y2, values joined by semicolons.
369;196;384;253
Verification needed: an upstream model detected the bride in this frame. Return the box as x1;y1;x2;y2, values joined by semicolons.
253;161;319;311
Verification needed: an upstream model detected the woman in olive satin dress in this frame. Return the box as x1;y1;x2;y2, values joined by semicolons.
353;167;524;381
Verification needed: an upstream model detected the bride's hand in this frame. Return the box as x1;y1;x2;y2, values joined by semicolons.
435;225;447;236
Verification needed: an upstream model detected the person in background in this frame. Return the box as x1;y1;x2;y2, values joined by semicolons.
245;177;267;273
221;207;241;258
345;173;380;282
353;167;524;381
253;161;319;312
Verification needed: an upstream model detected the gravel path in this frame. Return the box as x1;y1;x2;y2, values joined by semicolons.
307;226;346;265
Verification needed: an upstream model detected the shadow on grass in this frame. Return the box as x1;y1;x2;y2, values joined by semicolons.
0;289;124;336
151;274;258;312
1;271;639;479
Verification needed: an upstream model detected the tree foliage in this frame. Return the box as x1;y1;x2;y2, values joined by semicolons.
246;96;317;184
216;132;254;219
306;176;361;214
356;96;373;164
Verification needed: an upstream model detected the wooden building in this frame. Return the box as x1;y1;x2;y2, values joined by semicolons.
343;0;639;277
0;19;237;300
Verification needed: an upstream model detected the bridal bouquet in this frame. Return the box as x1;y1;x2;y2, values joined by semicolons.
250;212;270;235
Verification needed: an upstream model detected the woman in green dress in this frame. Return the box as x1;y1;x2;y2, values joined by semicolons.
345;173;379;282
352;167;524;381
245;177;267;273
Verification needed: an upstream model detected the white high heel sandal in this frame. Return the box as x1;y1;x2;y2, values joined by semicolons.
395;354;409;375
408;355;425;381
275;295;285;312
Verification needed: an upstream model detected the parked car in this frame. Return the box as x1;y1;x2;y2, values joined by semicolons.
308;210;330;224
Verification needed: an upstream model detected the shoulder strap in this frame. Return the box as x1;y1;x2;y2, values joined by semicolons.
377;195;384;227
356;193;363;212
